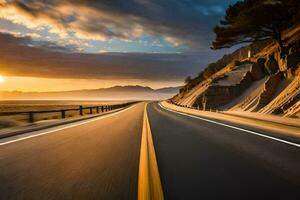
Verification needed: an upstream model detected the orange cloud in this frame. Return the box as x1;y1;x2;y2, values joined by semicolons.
0;0;223;47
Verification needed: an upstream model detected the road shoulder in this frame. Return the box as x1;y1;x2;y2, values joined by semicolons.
161;101;300;145
0;106;132;140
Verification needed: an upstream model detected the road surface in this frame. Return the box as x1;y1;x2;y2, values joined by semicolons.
0;103;144;200
0;102;299;199
148;103;300;199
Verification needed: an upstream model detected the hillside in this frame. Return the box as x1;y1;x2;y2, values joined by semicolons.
172;24;300;118
0;85;181;101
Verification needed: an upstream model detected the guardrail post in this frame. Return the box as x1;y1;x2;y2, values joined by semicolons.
96;106;99;113
61;110;66;119
28;112;34;123
79;105;83;116
89;107;93;114
105;106;108;112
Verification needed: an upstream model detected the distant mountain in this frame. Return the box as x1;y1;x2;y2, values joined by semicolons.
99;85;154;92
0;85;181;100
155;86;181;94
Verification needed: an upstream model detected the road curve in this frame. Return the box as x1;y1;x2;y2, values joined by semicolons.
1;102;300;200
0;103;145;200
147;103;300;200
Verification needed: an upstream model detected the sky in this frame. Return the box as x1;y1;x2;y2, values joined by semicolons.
0;0;238;92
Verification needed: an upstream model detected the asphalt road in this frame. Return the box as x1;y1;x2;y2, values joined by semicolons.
147;103;300;200
0;103;145;200
0;102;299;200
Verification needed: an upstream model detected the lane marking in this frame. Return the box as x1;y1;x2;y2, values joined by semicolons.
138;104;164;200
158;103;300;148
0;105;137;146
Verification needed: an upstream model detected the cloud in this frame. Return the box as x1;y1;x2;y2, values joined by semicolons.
0;32;228;81
0;0;237;49
195;5;224;16
0;27;41;38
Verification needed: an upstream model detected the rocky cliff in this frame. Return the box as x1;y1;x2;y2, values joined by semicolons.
172;24;300;118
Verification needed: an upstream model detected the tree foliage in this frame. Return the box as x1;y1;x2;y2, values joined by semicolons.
212;0;300;50
184;76;192;84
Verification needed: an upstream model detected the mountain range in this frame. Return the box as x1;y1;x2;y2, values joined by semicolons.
0;85;181;100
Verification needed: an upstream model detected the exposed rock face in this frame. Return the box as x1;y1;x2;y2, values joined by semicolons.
193;72;253;109
287;51;300;70
174;25;300;117
259;73;300;116
277;37;300;75
284;97;300;118
273;49;288;72
254;72;282;111
265;55;279;75
251;59;265;80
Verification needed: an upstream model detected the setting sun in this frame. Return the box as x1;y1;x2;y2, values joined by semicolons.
0;1;299;199
0;75;5;83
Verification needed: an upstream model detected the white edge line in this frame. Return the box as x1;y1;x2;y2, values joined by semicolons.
0;105;137;146
158;103;300;148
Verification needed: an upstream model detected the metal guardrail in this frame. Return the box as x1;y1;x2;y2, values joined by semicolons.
0;102;138;123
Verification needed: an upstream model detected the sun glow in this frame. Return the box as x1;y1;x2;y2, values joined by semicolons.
0;76;179;92
0;75;5;83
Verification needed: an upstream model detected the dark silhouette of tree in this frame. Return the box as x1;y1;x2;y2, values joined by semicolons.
212;0;300;51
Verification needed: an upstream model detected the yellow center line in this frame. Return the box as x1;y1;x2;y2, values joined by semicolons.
138;103;164;200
